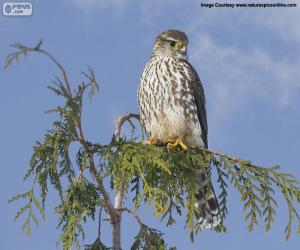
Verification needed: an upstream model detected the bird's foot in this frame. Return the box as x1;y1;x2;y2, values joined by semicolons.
167;138;188;150
143;136;160;145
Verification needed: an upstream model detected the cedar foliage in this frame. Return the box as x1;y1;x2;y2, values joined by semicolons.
5;40;300;250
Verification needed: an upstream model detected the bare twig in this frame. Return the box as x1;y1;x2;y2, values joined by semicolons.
116;207;143;226
38;48;72;95
93;159;117;216
8;40;72;95
114;112;140;138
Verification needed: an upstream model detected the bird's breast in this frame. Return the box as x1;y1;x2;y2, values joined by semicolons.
138;57;203;146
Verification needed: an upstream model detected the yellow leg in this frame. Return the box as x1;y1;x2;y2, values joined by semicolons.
167;138;188;150
143;136;160;145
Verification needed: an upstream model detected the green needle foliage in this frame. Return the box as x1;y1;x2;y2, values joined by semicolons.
130;225;169;250
5;40;300;250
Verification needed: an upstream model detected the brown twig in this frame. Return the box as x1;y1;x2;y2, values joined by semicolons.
116;207;143;226
9;41;72;96
90;156;117;217
114;112;140;138
38;48;72;95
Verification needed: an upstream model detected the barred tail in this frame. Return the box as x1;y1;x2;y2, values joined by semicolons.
194;171;221;231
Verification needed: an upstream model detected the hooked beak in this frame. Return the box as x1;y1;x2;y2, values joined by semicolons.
176;42;187;55
180;45;187;55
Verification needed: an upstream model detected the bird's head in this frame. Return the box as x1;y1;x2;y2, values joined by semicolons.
152;29;189;60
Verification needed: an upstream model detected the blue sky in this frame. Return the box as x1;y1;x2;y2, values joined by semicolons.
1;0;300;249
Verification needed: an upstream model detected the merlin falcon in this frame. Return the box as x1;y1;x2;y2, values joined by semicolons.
137;29;221;230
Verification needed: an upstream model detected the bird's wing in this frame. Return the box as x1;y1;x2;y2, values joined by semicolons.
185;61;208;148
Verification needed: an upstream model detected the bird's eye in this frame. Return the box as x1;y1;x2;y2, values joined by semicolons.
169;40;176;47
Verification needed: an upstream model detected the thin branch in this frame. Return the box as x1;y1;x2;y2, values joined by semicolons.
202;148;241;162
116;207;143;227
114;113;140;138
89;152;118;221
98;207;103;250
37;48;72;96
9;40;72;96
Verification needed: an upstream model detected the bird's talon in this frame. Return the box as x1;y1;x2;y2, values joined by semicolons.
167;138;187;150
143;137;160;145
180;142;188;150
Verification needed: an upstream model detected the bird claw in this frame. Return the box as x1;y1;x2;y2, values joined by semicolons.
143;137;160;145
167;138;188;150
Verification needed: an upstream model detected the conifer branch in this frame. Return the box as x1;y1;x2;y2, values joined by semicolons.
203;148;241;162
5;40;120;249
113;112;247;162
6;40;300;250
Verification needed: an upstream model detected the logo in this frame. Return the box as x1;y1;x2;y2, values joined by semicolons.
3;2;32;16
4;4;12;13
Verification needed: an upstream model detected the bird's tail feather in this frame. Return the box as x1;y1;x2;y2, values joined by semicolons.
194;171;221;231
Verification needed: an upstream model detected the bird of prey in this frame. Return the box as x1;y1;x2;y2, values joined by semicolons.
137;29;220;231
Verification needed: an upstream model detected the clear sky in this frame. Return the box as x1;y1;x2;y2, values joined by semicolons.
1;0;300;249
